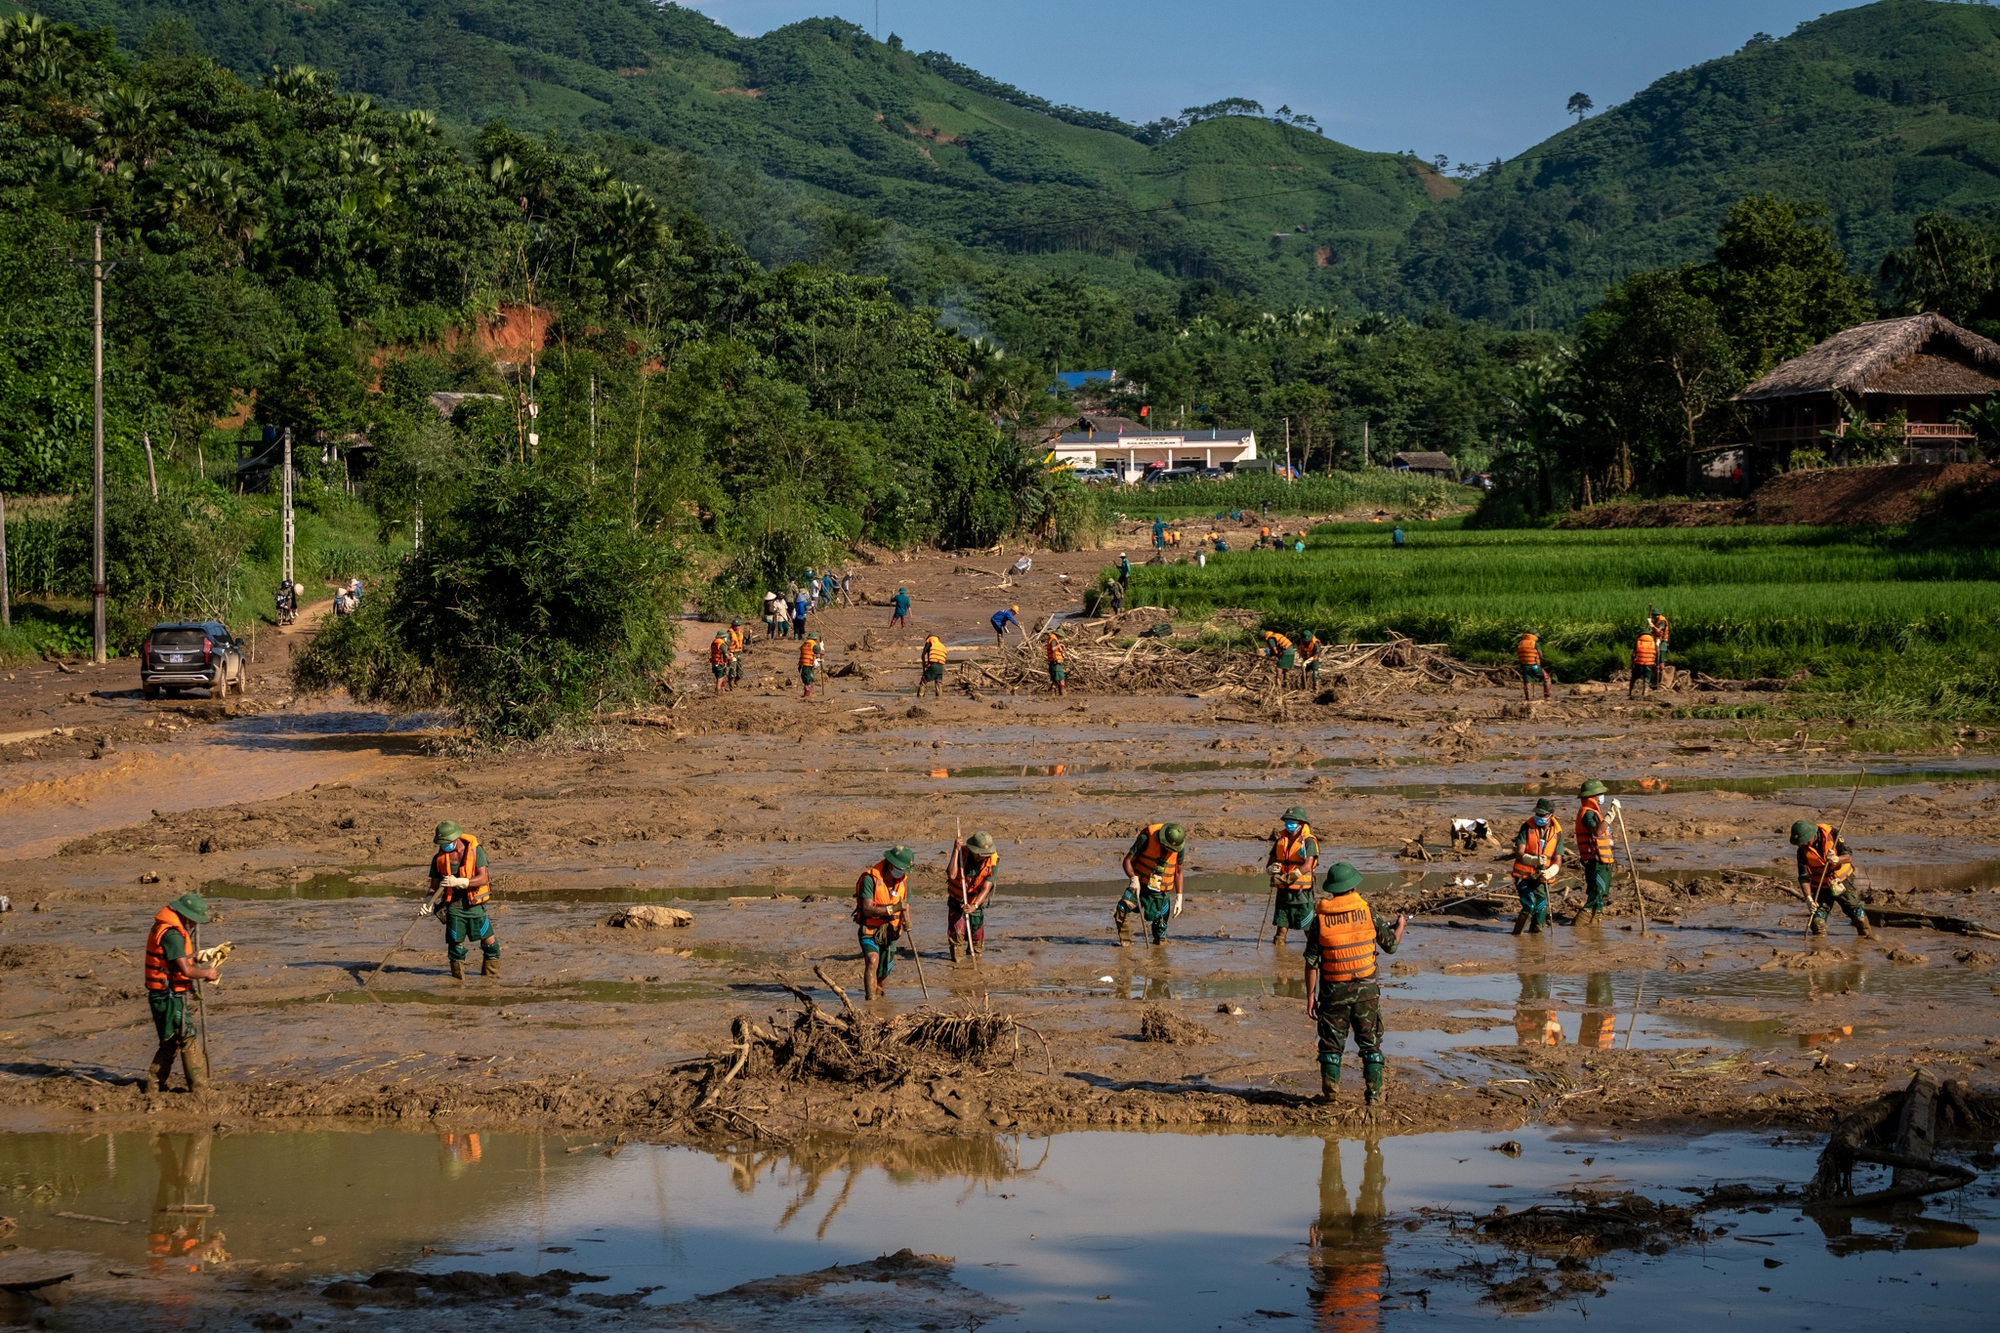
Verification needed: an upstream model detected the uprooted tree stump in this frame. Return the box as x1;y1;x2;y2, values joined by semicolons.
1805;1069;1986;1209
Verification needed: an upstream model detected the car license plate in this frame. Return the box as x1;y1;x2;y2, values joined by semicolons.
167;654;187;663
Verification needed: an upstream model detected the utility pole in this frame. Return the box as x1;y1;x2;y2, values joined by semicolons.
281;427;294;590
1283;417;1292;483
55;224;135;664
1363;419;1370;468
142;430;158;499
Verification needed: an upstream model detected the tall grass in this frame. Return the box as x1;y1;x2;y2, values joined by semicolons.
1127;521;2000;720
1107;471;1472;520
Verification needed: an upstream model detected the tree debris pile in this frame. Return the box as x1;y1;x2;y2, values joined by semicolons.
1138;1005;1218;1046
1805;1069;1988;1208
966;629;1502;698
324;1268;609;1304
1474;1194;1700;1255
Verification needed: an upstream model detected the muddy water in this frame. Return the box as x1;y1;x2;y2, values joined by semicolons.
0;1124;1988;1329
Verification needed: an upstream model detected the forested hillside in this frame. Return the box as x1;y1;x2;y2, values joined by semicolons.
26;0;1442;311
1403;1;2000;326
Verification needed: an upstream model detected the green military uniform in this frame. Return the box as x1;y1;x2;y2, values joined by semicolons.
142;892;214;1094
1304;863;1401;1104
431;821;499;978
1576;780;1617;918
1269;806;1318;932
1793;820;1872;938
1115;822;1184;945
1511;798;1563;934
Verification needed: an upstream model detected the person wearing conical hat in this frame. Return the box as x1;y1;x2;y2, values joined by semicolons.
947;830;999;963
141;892;221;1094
1304;862;1405;1107
1574;780;1618;925
1268;805;1319;948
854;845;917;999
1510;798;1564;936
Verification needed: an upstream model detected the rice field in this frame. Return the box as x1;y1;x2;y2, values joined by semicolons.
1125;520;2000;720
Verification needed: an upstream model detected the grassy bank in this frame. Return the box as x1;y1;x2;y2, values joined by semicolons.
1126;520;2000;722
1103;471;1473;522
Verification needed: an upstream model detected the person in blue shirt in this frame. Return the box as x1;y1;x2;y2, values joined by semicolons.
1117;553;1132;586
991;605;1023;647
890;586;911;627
1392;527;1406;549
1152;518;1166;548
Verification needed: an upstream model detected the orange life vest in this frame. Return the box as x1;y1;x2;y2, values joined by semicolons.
1650;614;1670;645
1265;632;1292;653
1271;823;1317;888
950;848;998;900
1634;633;1657;666
854;862;908;925
1516;634;1541;666
799;639;819;668
923;635;947;665
1574;797;1616;865
1311;892;1378;983
1046;635;1065;664
1513;819;1563;880
432;834;488;906
144;906;193;994
1128;823;1181;883
710;636;730;665
1800;824;1854;888
728;626;746;651
1301;636;1323;661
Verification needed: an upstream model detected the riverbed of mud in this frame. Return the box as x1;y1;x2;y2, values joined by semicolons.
0;539;1995;1328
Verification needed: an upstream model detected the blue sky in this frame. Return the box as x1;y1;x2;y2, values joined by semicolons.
683;0;1846;160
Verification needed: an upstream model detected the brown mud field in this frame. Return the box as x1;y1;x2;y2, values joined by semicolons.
1;538;1996;1328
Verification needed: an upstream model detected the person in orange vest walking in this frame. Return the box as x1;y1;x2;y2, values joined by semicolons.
1043;629;1069;696
1573;779;1618;924
853;844;917;999
946;830;998;963
1792;820;1874;938
918;632;948;699
1267;804;1318;948
798;631;823;698
1304;862;1406;1105
709;629;733;693
726;619;747;688
1514;631;1551;701
141;892;221;1093
1510;798;1563;935
1629;627;1658;698
1116;822;1185;946
430;820;498;979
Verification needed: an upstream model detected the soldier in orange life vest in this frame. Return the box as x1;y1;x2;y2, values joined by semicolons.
918;633;948;699
428;820;498;979
1043;630;1068;696
1791;819;1873;938
1574;779;1617;924
947;830;998;963
1514;630;1551;701
854;844;917;999
1304;862;1405;1105
709;629;733;692
798;632;823;698
142;892;220;1094
1308;1134;1389;1332
1511;798;1563;935
1630;629;1658;698
1267;805;1318;947
727;619;747;687
1648;604;1671;667
1116;822;1185;946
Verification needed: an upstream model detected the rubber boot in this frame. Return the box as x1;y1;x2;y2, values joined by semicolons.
1527;916;1542;935
1809;913;1828;937
1115;913;1132;948
141;1041;176;1094
1512;911;1528;936
949;939;961;964
481;955;500;978
451;958;465;980
1318;1053;1342;1101
1362;1053;1385;1107
180;1040;209;1095
1854;914;1874;940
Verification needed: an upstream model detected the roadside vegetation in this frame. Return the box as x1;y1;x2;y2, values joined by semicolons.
1128;521;2000;723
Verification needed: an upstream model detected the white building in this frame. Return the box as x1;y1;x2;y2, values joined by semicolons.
1047;415;1257;477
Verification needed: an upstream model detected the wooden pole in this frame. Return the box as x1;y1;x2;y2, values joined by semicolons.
1610;799;1647;939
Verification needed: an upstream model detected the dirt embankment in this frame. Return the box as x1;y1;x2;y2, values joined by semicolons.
1560;462;1999;528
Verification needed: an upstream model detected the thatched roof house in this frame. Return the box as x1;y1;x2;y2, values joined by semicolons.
1390;450;1456;477
1735;313;2000;449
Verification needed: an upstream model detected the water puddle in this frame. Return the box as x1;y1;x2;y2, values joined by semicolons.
0;1124;1987;1329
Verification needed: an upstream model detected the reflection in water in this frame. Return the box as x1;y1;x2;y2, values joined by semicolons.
1309;1139;1388;1332
1576;972;1618;1049
712;1135;1044;1240
1812;1209;1979;1254
148;1133;227;1275
1514;974;1562;1046
439;1132;484;1172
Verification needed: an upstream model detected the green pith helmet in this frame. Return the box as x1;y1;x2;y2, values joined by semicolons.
1579;779;1608;799
167;892;210;924
883;845;916;873
434;820;463;846
1533;798;1556;816
966;831;995;854
1158;823;1187;850
1322;862;1364;895
1284;806;1310;824
1789;820;1820;845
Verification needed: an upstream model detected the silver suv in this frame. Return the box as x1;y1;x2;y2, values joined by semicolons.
141;621;245;700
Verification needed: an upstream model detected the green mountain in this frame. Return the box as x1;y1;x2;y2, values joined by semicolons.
30;0;1444;310
1402;0;2000;326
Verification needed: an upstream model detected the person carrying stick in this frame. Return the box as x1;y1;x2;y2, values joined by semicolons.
1116;822;1185;947
947;830;998;963
1791;819;1874;939
1510;798;1563;935
854;844;917;999
1572;780;1617;925
430;820;499;979
1267;805;1319;948
141;892;221;1094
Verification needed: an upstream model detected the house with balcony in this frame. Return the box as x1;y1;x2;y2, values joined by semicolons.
1734;312;2000;463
